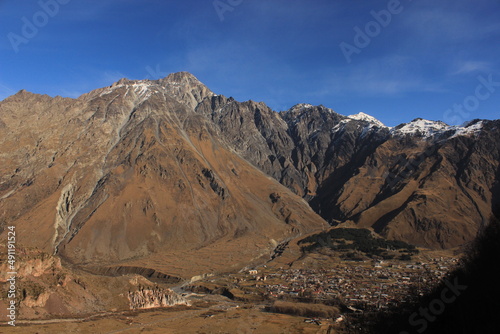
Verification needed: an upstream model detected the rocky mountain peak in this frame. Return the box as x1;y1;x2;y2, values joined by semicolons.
83;71;214;111
281;103;343;125
389;117;488;139
9;89;42;99
291;103;314;111
391;118;451;137
2;89;63;106
112;78;136;87
157;72;214;110
162;71;203;85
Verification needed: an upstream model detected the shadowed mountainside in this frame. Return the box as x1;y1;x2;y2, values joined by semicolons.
368;213;500;334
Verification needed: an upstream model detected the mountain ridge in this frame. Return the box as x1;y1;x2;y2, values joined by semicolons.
1;72;499;254
5;72;493;135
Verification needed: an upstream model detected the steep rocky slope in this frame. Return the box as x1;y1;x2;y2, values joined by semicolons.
0;73;326;279
195;92;500;249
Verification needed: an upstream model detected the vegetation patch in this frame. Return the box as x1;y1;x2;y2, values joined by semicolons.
298;228;418;260
266;300;339;318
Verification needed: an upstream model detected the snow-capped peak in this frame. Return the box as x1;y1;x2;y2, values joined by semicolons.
451;120;484;138
347;112;386;127
391;118;451;137
291;103;314;111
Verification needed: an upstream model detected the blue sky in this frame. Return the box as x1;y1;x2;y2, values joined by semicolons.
1;0;499;126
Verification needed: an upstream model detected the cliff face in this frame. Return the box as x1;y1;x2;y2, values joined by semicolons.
196;96;500;249
128;287;189;310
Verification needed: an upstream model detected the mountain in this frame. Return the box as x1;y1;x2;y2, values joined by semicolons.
1;71;499;268
196;95;499;249
0;73;326;279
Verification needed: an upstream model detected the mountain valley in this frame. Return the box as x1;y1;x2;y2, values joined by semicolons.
0;72;499;332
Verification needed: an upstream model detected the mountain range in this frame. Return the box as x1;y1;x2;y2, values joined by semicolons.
1;72;499;280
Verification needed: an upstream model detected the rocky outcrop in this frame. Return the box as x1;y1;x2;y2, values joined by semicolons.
0;249;133;319
0;252;62;280
128;287;189;309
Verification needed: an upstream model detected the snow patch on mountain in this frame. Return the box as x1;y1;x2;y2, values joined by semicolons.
96;80;158;103
391;118;450;137
295;103;313;110
331;118;350;133
348;112;386;128
391;118;485;138
451;120;484;138
132;82;153;99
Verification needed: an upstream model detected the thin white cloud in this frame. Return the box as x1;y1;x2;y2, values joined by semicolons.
315;56;447;97
0;82;16;100
402;3;499;45
450;61;492;75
